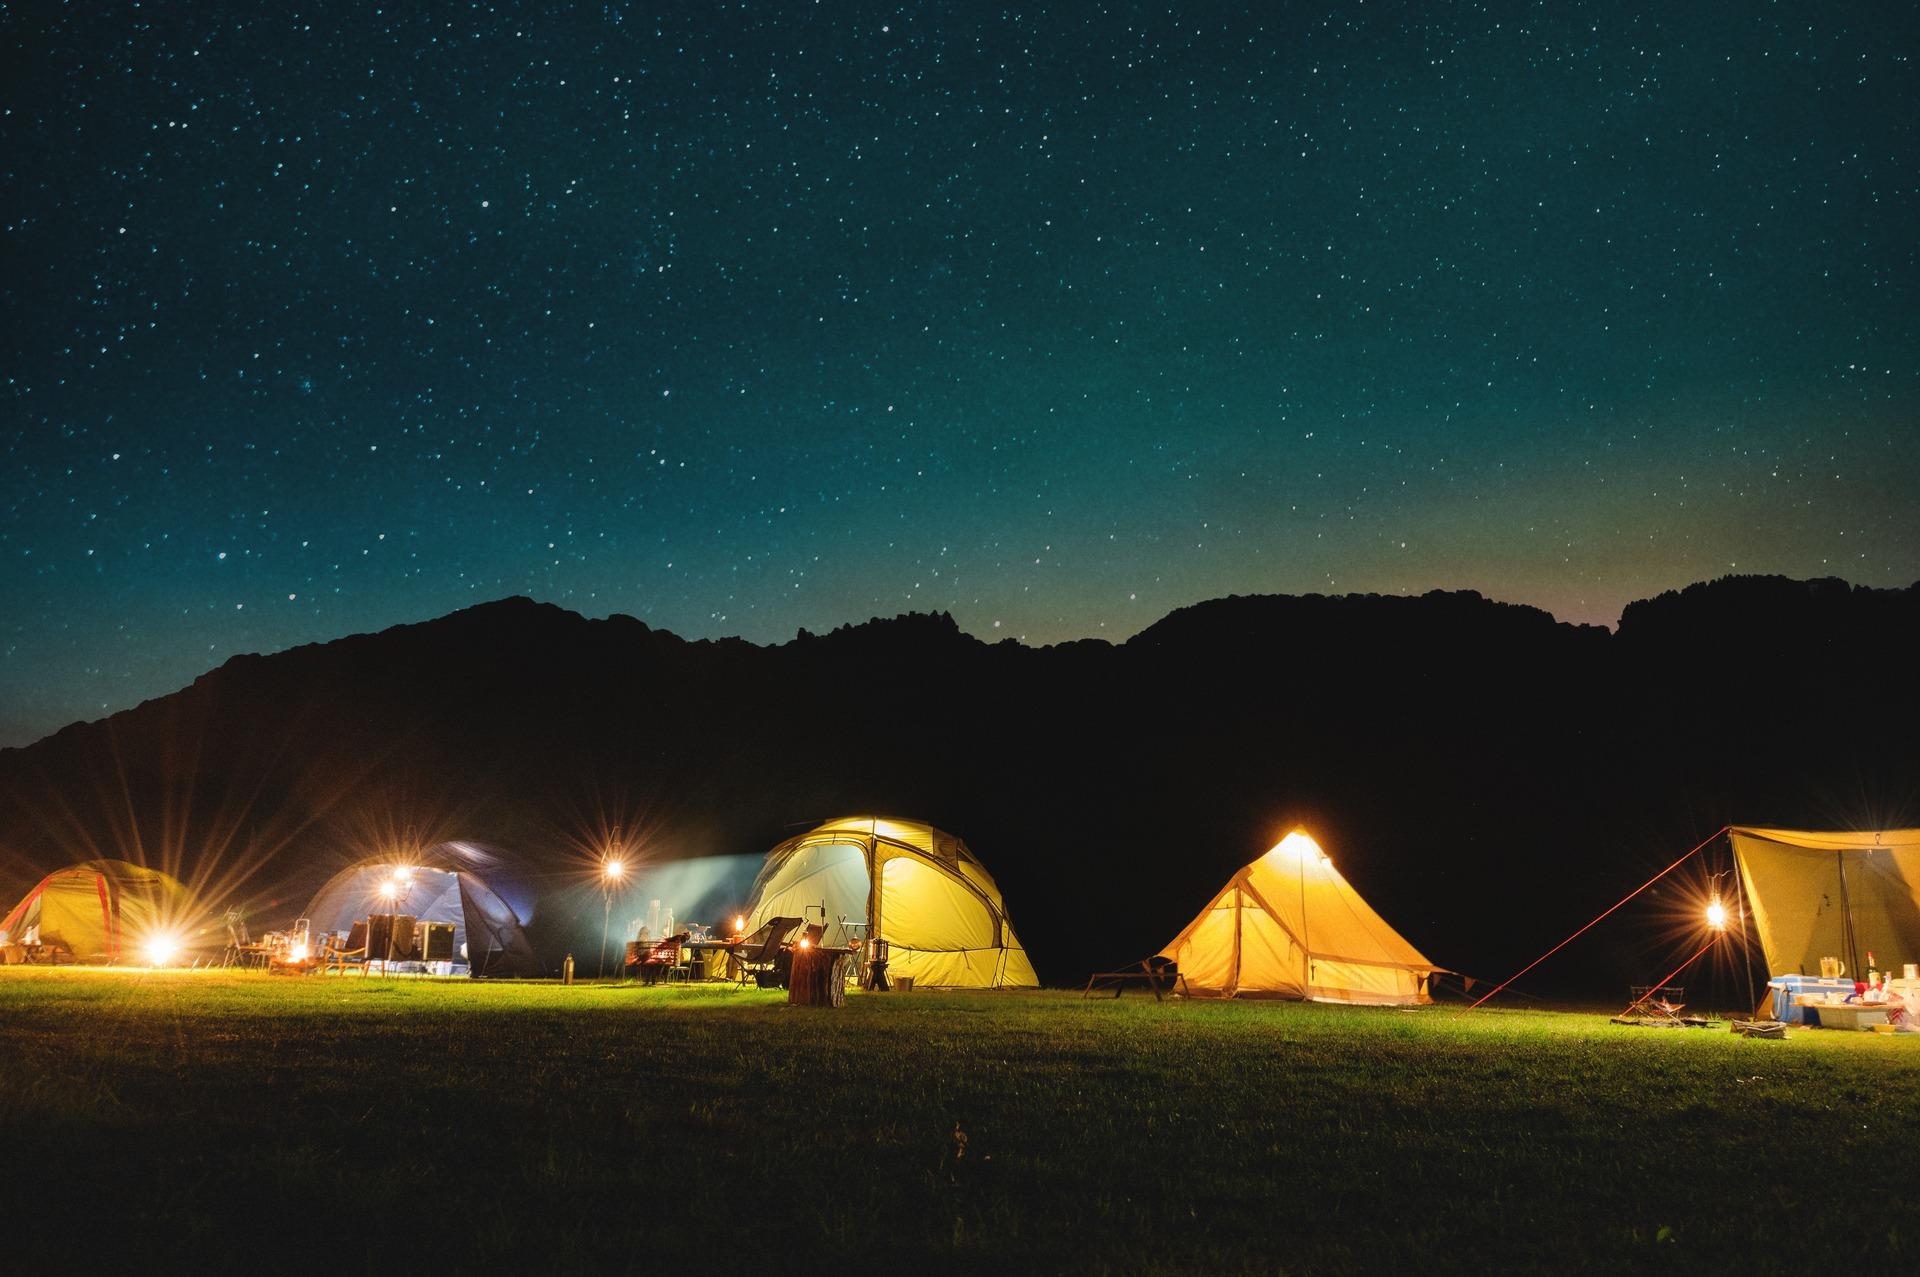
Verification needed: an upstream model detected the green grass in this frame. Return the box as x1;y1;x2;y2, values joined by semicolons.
2;970;1916;1274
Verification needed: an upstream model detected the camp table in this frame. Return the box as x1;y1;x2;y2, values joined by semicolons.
1809;1002;1889;1031
685;938;744;981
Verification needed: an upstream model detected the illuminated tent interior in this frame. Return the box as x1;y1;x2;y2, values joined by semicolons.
1730;827;1920;978
0;860;193;964
1160;832;1440;1004
744;816;1039;988
302;842;540;977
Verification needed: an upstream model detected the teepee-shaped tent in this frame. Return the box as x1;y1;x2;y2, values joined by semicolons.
1160;831;1439;1004
745;816;1039;988
0;860;192;964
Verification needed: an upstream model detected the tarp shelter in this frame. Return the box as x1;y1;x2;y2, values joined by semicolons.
745;816;1039;987
1730;827;1920;978
0;860;191;963
1160;831;1439;1004
302;842;540;977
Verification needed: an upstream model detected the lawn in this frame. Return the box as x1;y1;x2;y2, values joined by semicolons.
2;970;1915;1274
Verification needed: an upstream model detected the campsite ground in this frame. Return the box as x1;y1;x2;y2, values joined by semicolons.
3;971;1915;1274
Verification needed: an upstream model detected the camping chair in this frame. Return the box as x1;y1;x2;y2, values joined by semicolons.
732;917;803;987
763;922;827;989
322;922;370;975
635;933;689;985
222;910;271;969
1612;984;1706;1027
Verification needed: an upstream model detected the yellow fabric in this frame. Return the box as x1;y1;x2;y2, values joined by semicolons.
880;857;997;952
1160;834;1438;1004
0;860;190;963
746;816;1039;988
1729;827;1920;978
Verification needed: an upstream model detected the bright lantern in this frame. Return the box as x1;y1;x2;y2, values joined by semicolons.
1275;830;1327;865
604;858;625;881
733;915;746;934
1706;899;1728;931
144;933;182;966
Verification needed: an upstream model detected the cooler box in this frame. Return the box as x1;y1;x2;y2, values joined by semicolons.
1766;975;1856;1025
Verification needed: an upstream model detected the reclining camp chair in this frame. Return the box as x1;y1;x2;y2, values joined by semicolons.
321;922;370;975
732;916;802;987
764;922;827;989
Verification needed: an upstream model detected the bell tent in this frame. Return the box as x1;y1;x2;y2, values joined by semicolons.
1730;826;1920;978
0;860;193;964
1160;831;1440;1004
744;816;1039;988
302;841;540;977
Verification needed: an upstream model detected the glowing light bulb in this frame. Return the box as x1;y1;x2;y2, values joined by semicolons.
733;915;746;934
604;858;626;881
144;933;182;966
1706;899;1728;931
1274;831;1327;864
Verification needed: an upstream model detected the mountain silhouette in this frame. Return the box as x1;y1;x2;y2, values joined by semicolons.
2;575;1915;995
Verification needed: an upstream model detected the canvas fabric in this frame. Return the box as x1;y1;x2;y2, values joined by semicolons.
1160;837;1437;1004
302;854;540;977
0;860;190;962
1729;827;1920;978
745;816;1039;988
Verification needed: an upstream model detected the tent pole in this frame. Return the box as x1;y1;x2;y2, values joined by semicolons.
1469;825;1729;1009
1297;853;1311;997
1730;844;1761;1017
1835;851;1860;981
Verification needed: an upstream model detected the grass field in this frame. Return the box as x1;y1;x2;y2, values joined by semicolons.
2;970;1916;1274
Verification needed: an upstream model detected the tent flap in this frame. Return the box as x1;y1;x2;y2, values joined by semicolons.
1730;827;1920;978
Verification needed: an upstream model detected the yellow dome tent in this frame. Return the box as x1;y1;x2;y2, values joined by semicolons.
0;860;192;964
745;816;1039;988
1160;831;1440;1004
1729;826;1920;978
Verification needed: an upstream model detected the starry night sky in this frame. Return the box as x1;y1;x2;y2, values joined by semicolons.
3;2;1916;747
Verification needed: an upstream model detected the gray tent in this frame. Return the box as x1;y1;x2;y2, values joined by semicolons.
303;842;540;977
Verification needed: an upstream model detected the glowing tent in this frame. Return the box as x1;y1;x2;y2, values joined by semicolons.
1159;831;1440;1004
1730;827;1920;977
0;860;192;964
744;816;1038;988
302;842;540;977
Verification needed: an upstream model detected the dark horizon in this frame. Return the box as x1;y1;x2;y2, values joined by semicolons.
8;570;1914;751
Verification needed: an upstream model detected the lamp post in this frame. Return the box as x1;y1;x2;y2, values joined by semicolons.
378;877;401;976
600;856;626;981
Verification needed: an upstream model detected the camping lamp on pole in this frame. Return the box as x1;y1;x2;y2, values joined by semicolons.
600;855;626;981
378;877;402;975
